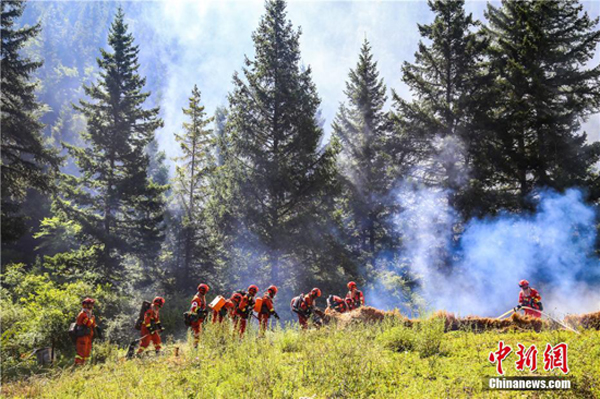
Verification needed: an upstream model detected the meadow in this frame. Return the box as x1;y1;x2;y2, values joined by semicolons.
2;315;598;399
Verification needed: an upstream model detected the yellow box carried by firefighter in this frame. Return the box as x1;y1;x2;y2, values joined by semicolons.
209;295;226;312
254;297;263;312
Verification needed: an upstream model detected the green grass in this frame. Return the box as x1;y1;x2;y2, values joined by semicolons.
2;319;599;398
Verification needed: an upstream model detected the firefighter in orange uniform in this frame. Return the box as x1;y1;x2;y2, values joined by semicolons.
225;295;240;320
346;281;364;310
74;297;96;365
138;296;165;355
516;280;543;318
326;294;349;313
291;288;321;329
190;284;209;347
258;285;280;334
229;292;243;329
235;285;258;337
225;295;239;318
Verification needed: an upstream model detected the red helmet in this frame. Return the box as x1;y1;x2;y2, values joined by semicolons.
248;285;259;295
231;293;242;302
153;296;165;307
345;298;353;305
82;297;95;306
519;280;530;288
311;288;321;298
198;283;209;294
267;285;278;296
347;281;357;290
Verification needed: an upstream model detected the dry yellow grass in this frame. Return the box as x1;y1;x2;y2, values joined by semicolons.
565;310;600;330
325;306;600;333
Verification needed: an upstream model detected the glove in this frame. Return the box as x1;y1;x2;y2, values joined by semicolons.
514;305;522;312
156;322;164;331
537;302;543;311
273;312;280;320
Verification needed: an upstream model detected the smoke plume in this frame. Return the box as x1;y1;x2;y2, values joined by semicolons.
381;186;600;317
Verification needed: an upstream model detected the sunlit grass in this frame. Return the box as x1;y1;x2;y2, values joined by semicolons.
2;318;599;398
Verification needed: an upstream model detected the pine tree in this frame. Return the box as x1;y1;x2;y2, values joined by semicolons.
56;8;165;281
484;0;600;210
1;0;60;242
224;0;338;287
332;39;393;261
172;85;215;284
392;0;486;210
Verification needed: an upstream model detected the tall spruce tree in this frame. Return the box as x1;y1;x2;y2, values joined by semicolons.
484;0;600;210
332;39;393;261
56;8;165;281
392;0;486;213
172;85;215;284
224;0;338;287
1;0;60;242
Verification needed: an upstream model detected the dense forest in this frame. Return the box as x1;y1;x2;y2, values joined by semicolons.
2;0;600;373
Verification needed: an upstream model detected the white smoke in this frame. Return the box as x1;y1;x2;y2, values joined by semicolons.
393;186;600;317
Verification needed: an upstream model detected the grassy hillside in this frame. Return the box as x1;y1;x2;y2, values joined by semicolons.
2;317;599;398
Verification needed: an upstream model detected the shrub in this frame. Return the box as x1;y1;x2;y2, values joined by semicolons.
276;329;302;353
376;325;415;352
415;316;445;358
0;263;118;381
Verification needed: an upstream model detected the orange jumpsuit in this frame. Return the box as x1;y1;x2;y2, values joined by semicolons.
74;309;96;365
519;288;542;318
258;293;277;332
346;289;365;310
235;293;255;336
138;304;162;353
190;294;207;345
291;294;315;329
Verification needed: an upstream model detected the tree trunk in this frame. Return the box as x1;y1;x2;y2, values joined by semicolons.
184;226;193;280
184;112;198;282
103;156;115;279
